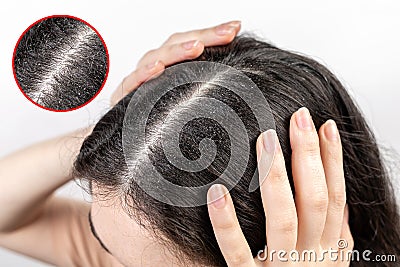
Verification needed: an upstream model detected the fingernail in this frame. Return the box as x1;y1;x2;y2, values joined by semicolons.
216;24;236;36
146;60;160;70
295;107;313;130
182;40;199;50
208;184;227;209
324;120;339;141
262;129;277;154
256;129;278;162
227;20;241;28
257;130;278;185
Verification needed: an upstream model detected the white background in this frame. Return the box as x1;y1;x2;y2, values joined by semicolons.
0;1;399;266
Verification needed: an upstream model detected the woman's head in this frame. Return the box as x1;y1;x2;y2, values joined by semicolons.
74;36;400;266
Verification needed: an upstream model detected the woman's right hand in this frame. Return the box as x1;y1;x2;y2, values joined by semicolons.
110;20;241;106
207;107;354;267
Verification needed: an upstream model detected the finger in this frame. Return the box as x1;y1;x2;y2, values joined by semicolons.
162;20;241;47
207;184;256;267
137;40;204;69
290;107;328;249
110;60;165;106
137;21;240;68
257;130;298;254
339;205;354;266
341;206;353;249
319;120;347;247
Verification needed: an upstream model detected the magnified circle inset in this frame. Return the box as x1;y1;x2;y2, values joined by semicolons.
12;15;109;112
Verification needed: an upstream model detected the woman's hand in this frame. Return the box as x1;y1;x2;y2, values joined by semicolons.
110;20;241;106
207;107;354;267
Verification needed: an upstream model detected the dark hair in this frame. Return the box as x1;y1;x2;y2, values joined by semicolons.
74;36;400;266
13;16;108;111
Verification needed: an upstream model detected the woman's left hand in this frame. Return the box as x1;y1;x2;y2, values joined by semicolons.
110;21;241;106
207;107;354;267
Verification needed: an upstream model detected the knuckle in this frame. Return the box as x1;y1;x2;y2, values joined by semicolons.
269;163;287;183
229;251;250;266
295;126;319;148
199;28;209;35
216;219;237;231
270;210;298;234
293;138;321;162
169;42;192;58
182;46;199;59
325;145;343;163
142;49;156;60
302;138;321;157
302;162;325;182
309;190;329;212
329;188;346;208
166;32;181;42
275;218;298;234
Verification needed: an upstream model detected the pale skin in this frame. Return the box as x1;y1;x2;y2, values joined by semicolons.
0;21;353;266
